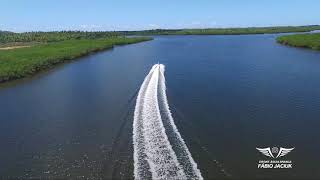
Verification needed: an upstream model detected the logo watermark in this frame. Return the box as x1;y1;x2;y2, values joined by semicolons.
256;147;294;169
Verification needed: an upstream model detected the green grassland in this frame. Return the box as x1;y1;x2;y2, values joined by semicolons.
0;37;152;82
277;33;320;51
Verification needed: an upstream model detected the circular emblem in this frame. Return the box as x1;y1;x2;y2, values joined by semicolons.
271;147;279;154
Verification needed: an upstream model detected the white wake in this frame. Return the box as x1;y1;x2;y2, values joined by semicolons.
133;64;203;180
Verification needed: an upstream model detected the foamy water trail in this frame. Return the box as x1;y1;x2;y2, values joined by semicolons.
133;64;203;180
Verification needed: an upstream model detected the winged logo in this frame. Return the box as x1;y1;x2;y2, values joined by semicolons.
256;147;294;158
256;147;274;158
276;147;295;158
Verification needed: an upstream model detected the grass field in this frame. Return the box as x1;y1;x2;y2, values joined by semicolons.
277;33;320;51
0;37;152;82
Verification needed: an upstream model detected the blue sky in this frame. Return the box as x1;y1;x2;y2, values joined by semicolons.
1;0;320;32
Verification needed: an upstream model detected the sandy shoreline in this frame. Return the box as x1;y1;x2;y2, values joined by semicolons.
0;46;30;50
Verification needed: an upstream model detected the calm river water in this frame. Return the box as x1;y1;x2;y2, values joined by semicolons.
1;35;320;179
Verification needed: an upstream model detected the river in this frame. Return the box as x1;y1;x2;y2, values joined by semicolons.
1;35;320;179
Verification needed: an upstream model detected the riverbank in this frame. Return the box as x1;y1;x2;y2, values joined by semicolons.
0;37;152;83
121;25;320;35
277;33;320;51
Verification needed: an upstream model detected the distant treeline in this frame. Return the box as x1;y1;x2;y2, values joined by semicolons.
1;25;320;43
120;25;320;35
0;31;12;35
0;31;120;43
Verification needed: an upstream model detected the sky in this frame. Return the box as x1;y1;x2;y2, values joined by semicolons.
1;0;320;32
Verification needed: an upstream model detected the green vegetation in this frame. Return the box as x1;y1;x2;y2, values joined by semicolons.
0;37;152;82
121;25;320;35
0;30;13;35
277;33;320;51
0;31;152;82
0;31;119;43
1;25;319;83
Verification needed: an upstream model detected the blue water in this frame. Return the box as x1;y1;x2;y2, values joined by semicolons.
1;35;320;179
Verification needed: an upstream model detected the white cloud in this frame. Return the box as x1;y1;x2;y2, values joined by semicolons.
148;24;160;29
79;24;103;31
